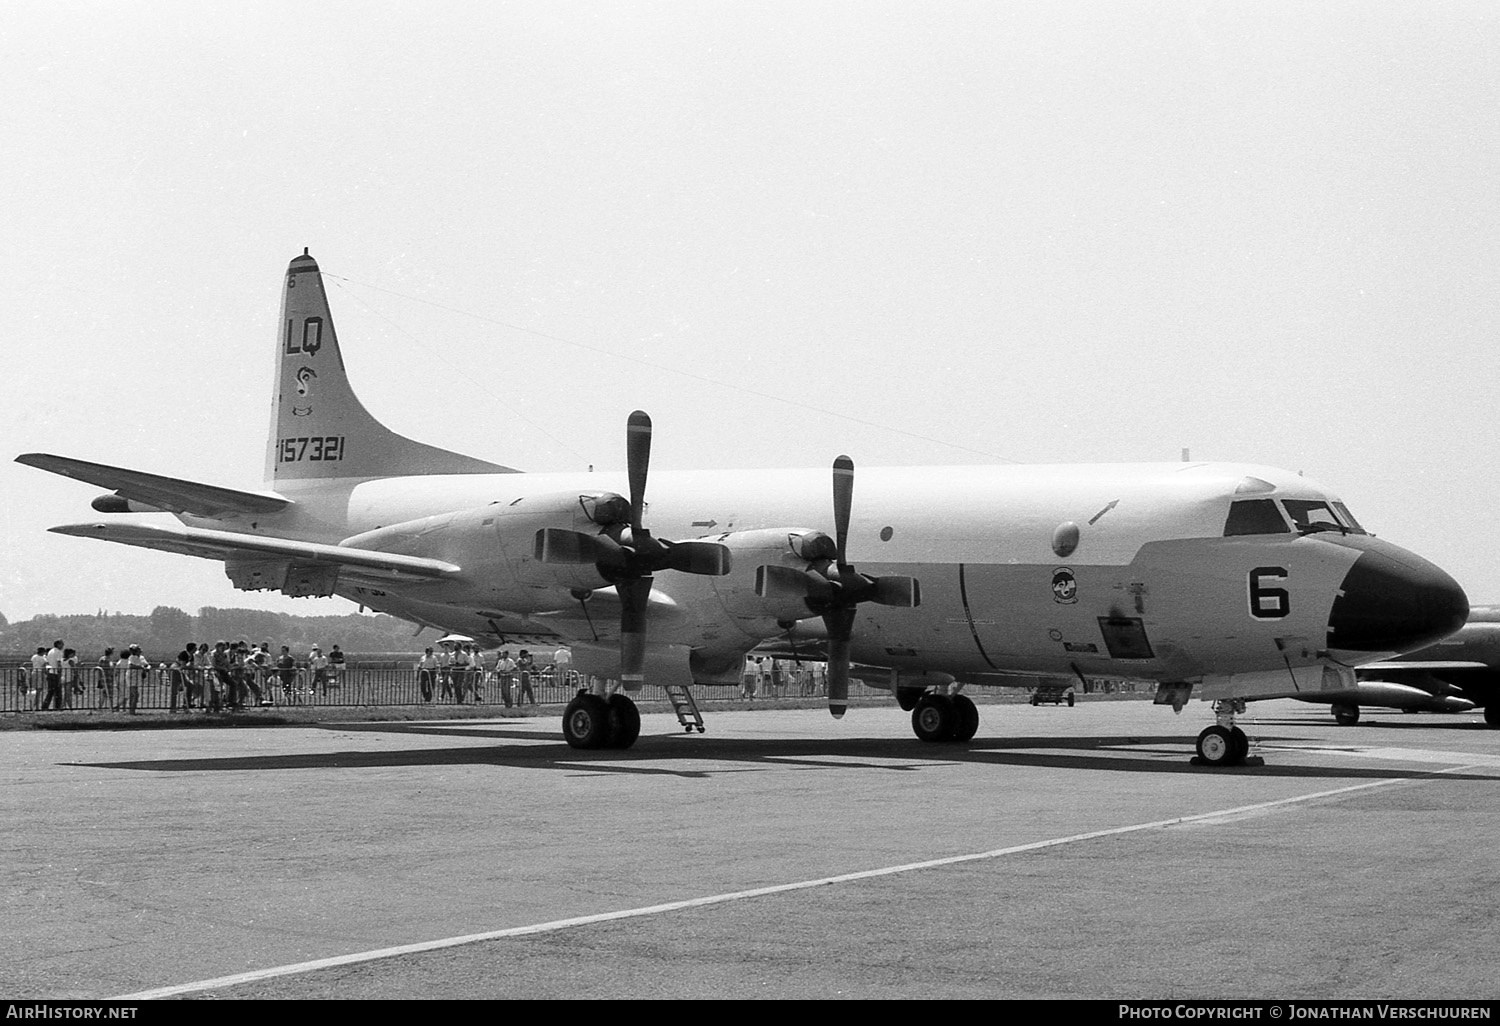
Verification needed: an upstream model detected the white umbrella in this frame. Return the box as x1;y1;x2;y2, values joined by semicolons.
435;633;474;645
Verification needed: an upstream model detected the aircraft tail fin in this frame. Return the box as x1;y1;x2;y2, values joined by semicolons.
267;251;516;485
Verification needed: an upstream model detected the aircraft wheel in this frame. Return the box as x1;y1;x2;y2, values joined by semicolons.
1485;704;1500;728
912;694;955;742
563;694;610;749
895;688;923;712
1332;703;1360;726
1230;726;1250;764
951;695;980;742
1066;692;1075;707
606;694;641;749
1196;725;1241;767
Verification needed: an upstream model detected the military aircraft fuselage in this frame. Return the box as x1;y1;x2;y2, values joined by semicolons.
179;460;1464;696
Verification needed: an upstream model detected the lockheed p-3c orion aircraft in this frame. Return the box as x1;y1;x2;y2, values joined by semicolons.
17;251;1470;766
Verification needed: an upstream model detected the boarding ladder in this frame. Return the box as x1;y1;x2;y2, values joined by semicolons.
663;683;705;733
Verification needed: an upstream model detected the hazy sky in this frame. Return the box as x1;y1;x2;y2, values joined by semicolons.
3;1;1498;622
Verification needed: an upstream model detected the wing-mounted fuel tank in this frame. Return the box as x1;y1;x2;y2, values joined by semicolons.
342;490;632;610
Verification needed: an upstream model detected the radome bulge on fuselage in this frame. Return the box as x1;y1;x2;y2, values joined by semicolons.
18;250;1470;763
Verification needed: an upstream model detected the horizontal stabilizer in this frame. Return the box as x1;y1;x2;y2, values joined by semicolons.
1356;661;1490;672
17;453;290;518
48;521;459;583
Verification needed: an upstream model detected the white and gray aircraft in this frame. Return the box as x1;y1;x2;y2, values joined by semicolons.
17;251;1471;765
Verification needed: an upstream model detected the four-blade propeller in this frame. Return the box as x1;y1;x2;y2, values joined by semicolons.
538;419;919;712
534;411;731;686
757;456;920;718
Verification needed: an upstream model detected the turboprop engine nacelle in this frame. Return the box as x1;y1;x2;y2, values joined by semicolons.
342;491;628;606
708;528;829;625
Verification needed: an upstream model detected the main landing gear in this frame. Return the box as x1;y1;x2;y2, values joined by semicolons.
911;692;980;743
562;691;641;750
1193;700;1260;768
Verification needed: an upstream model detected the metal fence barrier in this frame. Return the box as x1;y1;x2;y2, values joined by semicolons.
1;664;864;714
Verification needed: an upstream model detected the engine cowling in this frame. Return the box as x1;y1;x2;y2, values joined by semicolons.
707;528;828;625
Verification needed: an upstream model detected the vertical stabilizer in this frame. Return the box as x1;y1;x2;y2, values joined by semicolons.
265;251;515;485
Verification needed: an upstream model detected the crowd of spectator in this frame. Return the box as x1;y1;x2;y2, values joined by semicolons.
12;638;831;713
13;636;350;713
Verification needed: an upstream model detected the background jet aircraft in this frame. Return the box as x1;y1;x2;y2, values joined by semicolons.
16;251;1470;765
1291;607;1500;726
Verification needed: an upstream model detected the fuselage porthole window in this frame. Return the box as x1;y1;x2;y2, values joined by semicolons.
1223;499;1291;536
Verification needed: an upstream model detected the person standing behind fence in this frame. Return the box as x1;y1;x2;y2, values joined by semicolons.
307;646;328;698
451;643;472;704
435;645;454;702
328;645;346;692
276;646;297;703
122;645;149;714
515;650;536;706
170;650;191;712
61;648;80;709
415;647;438;702
30;647;48;710
494;650;516;709
553;646;572;691
40;640;65;711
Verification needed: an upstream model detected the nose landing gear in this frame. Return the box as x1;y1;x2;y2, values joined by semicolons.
1193;700;1261;767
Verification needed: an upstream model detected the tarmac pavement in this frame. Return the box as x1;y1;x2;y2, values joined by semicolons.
2;697;1498;1000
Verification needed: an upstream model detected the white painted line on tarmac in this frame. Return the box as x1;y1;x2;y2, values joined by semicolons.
1262;745;1500;769
113;767;1474;1000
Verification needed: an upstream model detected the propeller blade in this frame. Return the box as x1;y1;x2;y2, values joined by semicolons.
626;410;652;533
823;606;856;719
871;575;921;608
660;539;733;576
832;455;853;567
534;528;626;568
617;575;653;686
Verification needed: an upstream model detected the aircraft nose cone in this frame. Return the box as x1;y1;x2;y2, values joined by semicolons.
1327;541;1468;658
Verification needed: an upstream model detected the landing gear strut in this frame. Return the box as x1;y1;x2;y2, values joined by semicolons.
1193;700;1256;767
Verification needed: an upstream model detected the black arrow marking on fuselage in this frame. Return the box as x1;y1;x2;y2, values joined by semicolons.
1089;500;1119;525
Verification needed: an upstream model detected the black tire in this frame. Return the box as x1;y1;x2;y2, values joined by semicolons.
563;694;610;749
606;694;641;749
1066;692;1075;707
1230;726;1249;763
1484;704;1500;728
951;694;979;742
1332;703;1360;726
1196;725;1240;767
912;694;955;742
895;688;923;712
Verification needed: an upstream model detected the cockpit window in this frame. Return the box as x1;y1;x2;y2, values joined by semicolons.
1223;499;1291;536
1282;498;1366;535
1331;502;1366;534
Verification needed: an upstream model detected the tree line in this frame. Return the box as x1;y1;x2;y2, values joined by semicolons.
0;606;432;660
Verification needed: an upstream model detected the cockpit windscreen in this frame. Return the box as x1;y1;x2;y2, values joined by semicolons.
1282;498;1366;535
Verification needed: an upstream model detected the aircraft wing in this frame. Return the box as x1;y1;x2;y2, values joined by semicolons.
17;453;290;517
1356;661;1491;672
48;521;459;583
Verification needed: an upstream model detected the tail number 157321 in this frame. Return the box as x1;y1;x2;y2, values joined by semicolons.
278;435;345;463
